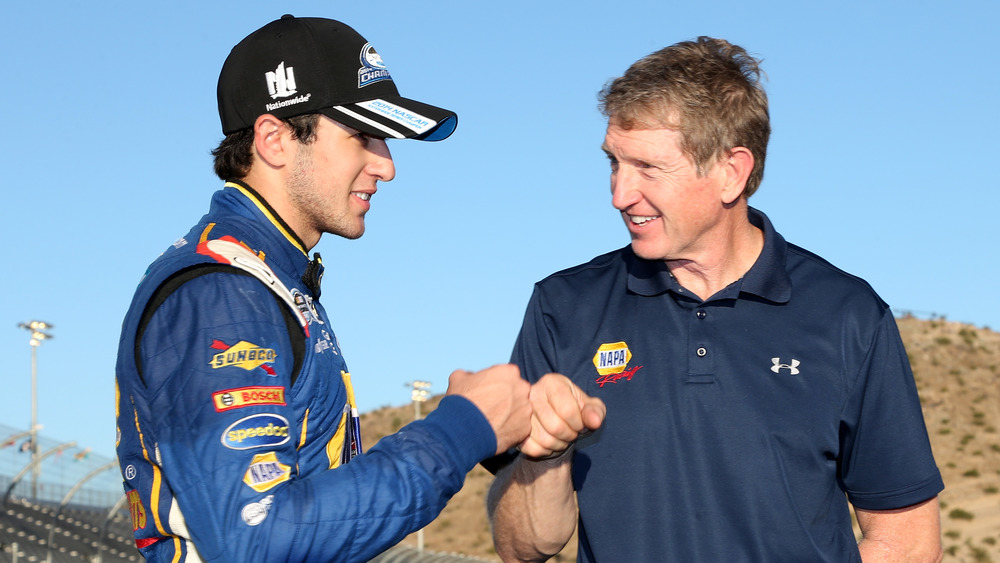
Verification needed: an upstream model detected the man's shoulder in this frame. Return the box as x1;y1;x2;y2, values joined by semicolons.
521;247;632;318
536;246;630;288
136;233;217;291
783;241;889;315
137;210;272;291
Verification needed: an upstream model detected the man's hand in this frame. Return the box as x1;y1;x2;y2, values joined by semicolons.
519;373;606;459
446;364;532;455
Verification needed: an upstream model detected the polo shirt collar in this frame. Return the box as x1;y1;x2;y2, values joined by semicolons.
626;207;792;304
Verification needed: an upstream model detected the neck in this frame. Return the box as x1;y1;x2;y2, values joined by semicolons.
241;169;319;251
666;214;764;301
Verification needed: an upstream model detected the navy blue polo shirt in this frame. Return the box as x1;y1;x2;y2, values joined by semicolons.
511;208;943;562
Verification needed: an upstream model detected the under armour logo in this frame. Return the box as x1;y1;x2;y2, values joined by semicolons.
266;62;297;99
771;357;800;375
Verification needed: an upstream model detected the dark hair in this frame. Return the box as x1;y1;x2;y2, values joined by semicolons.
211;113;321;181
599;37;770;197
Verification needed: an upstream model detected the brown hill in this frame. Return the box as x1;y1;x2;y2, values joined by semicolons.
360;316;1000;562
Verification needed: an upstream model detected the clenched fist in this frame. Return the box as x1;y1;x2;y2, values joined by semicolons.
446;364;533;455
519;373;606;459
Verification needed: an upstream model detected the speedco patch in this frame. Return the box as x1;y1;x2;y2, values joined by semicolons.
243;452;291;492
222;414;290;450
213;386;286;412
210;339;277;375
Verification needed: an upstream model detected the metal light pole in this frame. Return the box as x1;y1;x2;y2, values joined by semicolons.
406;380;431;552
18;320;53;500
409;380;431;422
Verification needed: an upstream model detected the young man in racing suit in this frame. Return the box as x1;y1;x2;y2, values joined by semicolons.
115;15;531;562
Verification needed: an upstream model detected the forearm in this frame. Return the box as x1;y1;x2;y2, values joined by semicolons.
488;452;578;562
857;537;943;563
856;497;943;563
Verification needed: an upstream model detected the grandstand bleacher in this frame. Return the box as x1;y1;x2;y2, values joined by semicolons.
1;423;135;563
2;497;137;562
1;423;491;562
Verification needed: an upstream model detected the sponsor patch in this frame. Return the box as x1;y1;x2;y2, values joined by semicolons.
241;495;274;526
357;99;436;135
315;329;337;355
243;452;292;492
210;339;278;376
593;342;632;375
126;489;147;531
222;414;290;450
266;61;296;98
357;43;392;87
596;365;643;387
592;341;644;387
213;386;286;412
291;288;324;326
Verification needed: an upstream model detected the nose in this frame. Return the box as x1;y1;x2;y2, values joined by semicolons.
369;138;396;182
610;167;640;210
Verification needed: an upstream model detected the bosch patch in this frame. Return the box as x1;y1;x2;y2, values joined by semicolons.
213;386;286;412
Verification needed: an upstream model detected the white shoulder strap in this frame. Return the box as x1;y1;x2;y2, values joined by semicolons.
201;238;309;335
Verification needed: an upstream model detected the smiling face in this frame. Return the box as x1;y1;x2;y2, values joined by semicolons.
603;121;730;263
286;115;395;242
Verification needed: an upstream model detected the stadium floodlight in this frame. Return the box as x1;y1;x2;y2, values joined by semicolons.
406;380;432;420
19;320;54;500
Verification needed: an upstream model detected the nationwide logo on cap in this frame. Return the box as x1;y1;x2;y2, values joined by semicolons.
243;452;292;492
358;43;392;87
266;61;297;98
213;386;287;412
210;339;278;375
264;61;312;112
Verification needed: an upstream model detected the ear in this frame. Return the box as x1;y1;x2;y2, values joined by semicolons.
252;114;293;169
719;147;754;205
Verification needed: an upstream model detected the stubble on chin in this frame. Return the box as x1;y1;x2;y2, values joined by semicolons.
287;146;366;241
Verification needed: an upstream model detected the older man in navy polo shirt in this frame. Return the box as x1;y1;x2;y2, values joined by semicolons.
487;36;943;562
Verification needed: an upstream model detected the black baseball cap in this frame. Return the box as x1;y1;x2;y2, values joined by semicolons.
218;15;457;141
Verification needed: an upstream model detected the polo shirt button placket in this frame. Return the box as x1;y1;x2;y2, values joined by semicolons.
696;309;707;319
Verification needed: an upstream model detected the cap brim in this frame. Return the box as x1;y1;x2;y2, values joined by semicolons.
320;96;457;142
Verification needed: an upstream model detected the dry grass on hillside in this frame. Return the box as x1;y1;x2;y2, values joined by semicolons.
360;317;1000;562
901;317;1000;562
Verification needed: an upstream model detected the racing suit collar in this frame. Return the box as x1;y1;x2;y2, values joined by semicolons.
224;180;310;257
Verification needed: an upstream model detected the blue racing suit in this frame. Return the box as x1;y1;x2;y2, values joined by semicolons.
115;182;496;562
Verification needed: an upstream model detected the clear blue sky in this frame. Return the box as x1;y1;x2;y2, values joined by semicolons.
3;1;997;460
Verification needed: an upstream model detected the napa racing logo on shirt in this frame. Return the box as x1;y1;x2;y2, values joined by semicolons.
210;339;278;376
243;452;291;492
222;414;290;450
592;341;643;387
